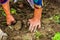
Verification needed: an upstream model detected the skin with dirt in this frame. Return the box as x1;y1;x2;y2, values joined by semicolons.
0;0;60;40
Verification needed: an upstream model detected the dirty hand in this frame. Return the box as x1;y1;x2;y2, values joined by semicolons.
6;15;15;25
29;18;41;32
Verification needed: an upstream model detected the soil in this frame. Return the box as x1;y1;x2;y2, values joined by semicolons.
0;0;60;40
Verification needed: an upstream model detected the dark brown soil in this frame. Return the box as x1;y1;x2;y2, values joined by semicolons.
0;0;60;40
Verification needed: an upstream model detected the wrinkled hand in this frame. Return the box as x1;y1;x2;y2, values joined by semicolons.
6;15;15;25
29;18;41;32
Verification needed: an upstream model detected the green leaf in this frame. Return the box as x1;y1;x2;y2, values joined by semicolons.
52;32;60;40
35;31;41;38
2;11;6;16
11;8;17;14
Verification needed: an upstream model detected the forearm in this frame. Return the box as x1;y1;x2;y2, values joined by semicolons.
2;0;11;16
34;5;42;20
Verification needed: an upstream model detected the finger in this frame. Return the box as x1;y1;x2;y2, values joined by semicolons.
28;19;31;24
11;20;16;25
12;18;15;21
7;21;11;25
38;24;41;29
29;19;31;22
34;25;37;32
29;24;32;31
31;24;35;32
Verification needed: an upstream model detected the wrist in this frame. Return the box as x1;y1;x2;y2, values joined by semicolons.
33;17;41;20
6;14;11;17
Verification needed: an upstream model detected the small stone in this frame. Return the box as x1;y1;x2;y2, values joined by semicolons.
13;21;21;30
